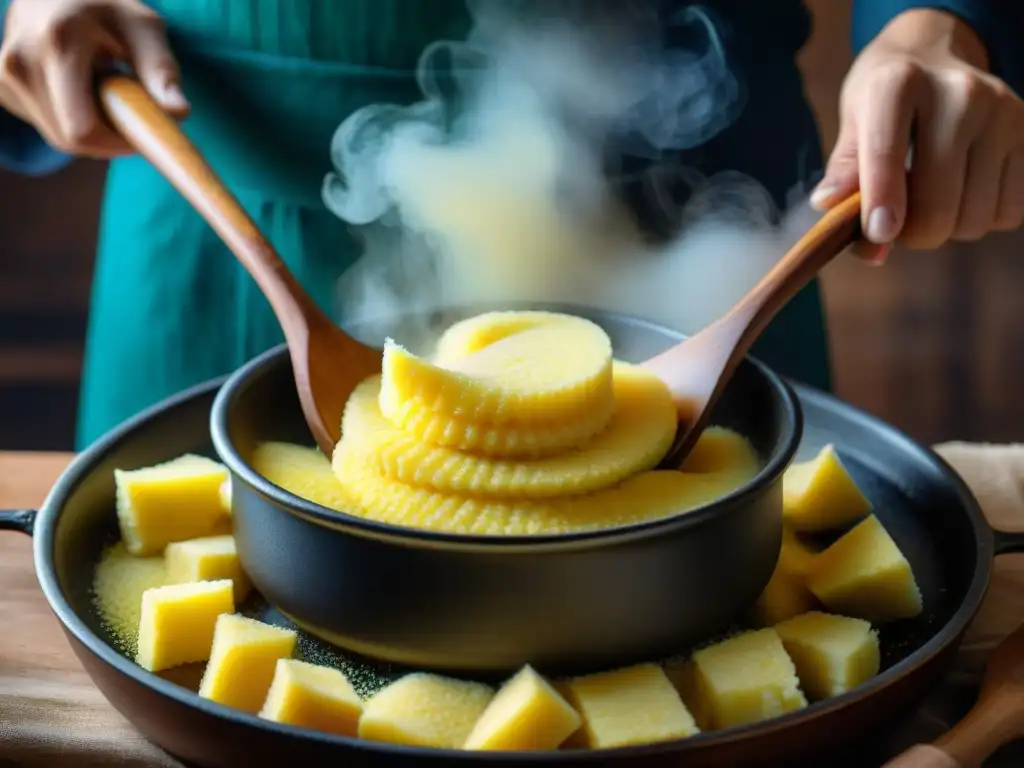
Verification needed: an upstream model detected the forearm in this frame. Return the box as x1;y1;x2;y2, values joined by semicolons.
0;0;70;176
852;1;1024;94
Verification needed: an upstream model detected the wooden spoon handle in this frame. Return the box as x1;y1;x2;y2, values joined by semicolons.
879;745;960;768
880;685;1024;768
97;74;321;329
721;191;862;350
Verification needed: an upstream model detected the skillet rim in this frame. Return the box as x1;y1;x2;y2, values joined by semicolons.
28;371;994;762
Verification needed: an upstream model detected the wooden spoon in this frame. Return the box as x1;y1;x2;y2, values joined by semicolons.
98;74;380;456
642;191;863;467
881;620;1024;767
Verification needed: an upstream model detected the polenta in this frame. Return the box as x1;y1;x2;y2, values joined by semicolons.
198;614;297;713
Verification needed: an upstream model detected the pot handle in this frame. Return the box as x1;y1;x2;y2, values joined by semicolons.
0;509;37;536
993;528;1024;556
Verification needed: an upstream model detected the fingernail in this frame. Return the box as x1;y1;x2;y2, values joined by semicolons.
809;185;836;210
866;206;898;243
161;81;189;109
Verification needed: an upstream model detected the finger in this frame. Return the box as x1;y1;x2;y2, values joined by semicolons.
855;66;919;245
953;131;1008;242
0;46;36;123
849;240;892;265
811;122;859;210
42;31;130;156
115;10;189;116
0;44;77;152
994;149;1024;231
901;73;985;250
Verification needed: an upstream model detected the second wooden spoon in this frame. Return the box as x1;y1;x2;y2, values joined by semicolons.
881;619;1024;767
98;75;380;456
643;191;863;467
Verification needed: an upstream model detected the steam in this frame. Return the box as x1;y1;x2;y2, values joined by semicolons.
322;1;819;352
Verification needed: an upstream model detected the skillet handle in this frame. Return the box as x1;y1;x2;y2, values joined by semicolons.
993;528;1024;556
0;509;36;536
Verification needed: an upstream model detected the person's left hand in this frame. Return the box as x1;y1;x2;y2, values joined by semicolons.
811;9;1024;263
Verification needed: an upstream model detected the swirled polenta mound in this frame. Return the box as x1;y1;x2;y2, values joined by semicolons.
380;313;617;458
251;311;761;535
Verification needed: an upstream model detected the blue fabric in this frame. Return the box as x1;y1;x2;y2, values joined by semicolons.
0;110;70;174
853;0;1024;94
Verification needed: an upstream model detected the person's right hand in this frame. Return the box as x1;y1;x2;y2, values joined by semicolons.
0;0;189;157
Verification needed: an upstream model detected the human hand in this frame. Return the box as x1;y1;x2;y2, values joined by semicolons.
0;0;188;157
811;9;1024;263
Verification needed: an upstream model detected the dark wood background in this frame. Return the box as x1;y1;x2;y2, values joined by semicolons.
1;1;1022;451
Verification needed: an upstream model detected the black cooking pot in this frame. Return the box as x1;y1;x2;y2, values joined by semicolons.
210;305;801;675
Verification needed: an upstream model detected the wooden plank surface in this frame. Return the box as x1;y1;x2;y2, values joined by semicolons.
0;454;74;677
0;452;181;766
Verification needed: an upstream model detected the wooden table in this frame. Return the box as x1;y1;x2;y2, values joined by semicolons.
0;452;182;766
4;448;1024;766
0;452;77;676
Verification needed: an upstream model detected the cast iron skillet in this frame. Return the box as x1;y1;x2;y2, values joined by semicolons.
212;305;801;675
1;309;1022;767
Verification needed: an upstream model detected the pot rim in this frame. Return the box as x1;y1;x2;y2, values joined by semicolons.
25;374;997;762
209;313;802;547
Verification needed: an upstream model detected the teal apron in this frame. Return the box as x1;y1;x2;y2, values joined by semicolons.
76;0;468;448
75;0;830;449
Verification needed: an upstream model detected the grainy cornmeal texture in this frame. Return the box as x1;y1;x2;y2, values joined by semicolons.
92;543;169;656
90;541;401;698
253;311;761;536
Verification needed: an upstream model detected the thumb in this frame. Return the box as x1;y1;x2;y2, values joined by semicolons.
810;119;859;211
116;10;190;117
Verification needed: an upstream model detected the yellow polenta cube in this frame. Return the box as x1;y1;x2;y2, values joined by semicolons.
136;579;234;673
259;659;363;736
783;445;872;532
219;477;232;514
550;681;587;749
774;611;880;700
662;660;713;732
754;567;818;627
567;663;698;749
165;535;251;603
691;628;807;730
807;515;923;622
464;665;580;751
778;527;819;576
358;673;494;749
198;614;297;713
753;527;820;627
115;454;230;555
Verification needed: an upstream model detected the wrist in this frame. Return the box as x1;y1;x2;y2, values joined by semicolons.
874;8;990;71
